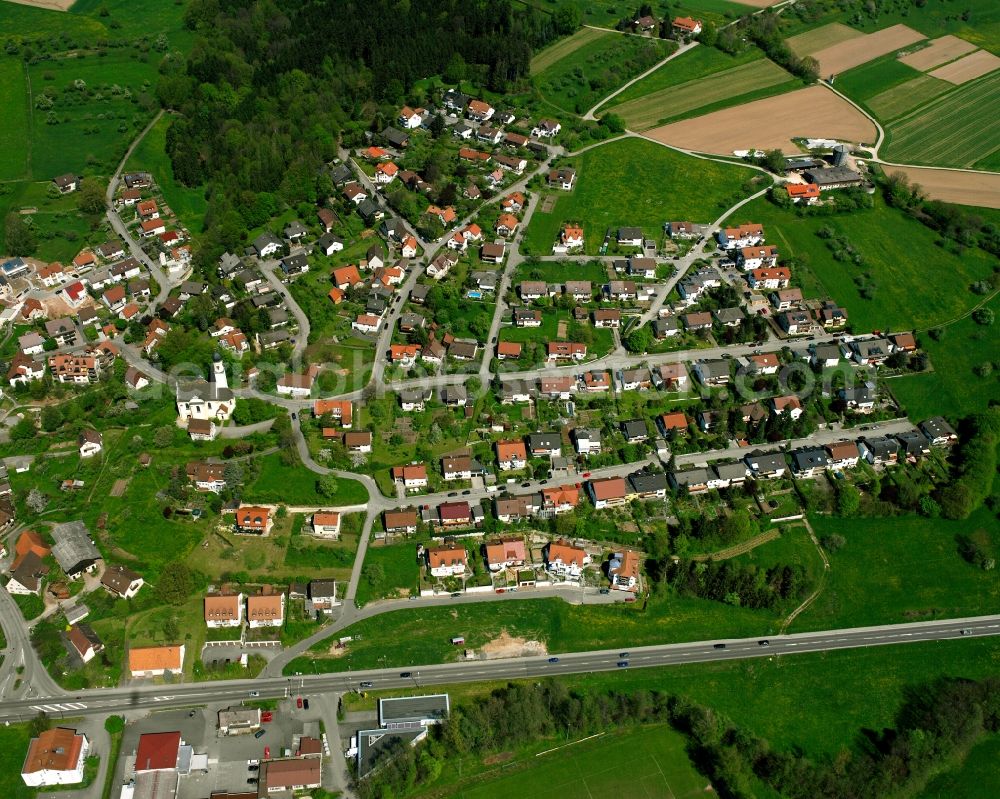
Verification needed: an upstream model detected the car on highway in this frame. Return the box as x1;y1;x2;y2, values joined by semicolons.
548;657;560;663
713;643;727;649
400;671;412;678
619;652;630;658
248;691;259;697
254;729;266;739
296;697;303;708
451;592;462;598
360;681;374;688
617;660;629;668
758;640;770;647
448;491;458;497
961;629;973;635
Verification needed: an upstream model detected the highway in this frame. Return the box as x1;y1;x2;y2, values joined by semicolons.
1;615;996;723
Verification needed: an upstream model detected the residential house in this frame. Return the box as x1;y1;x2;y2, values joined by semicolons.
667;221;696;239
101;564;143;599
658;412;690;436
920;416;958;446
484;539;527;571
548;167;576;190
247;594;285;628
128;645;185;678
658;362;689;390
606;280;638;301
628;471;668;500
20;727;90;787
539;375;575;399
826;440;860;470
392;464;429;490
792;447;830;477
652;316;680;339
711;462;749;489
234;506;272;535
532;119;561;138
749;266;791;290
398;389;430;412
693;359;730;385
204;594;243;628
770;288;804;311
77;429;103;458
737;245;779;270
383;509;419;536
849;338;892;365
771;394;803;420
778;309;813;335
744;451;787;480
186;461;227;493
547;341;587;361
621;419;650;443
441;455;484;481
609;550;640;592
68;624;103;665
8;353;45;387
717;223;764;249
787;182;820;203
588;477;628;509
573;427;603;455
501;380;534;403
818;301;848;328
582;370;611;392
628;257;657;279
427;545;468;577
541;485;580;514
344;431;373;453
593;309;621;328
619;367;652;391
859;436;899;467
748;352;780;374
514;308;542;327
314;399;353;427
669;467;711;494
528;433;562;458
617;227;643;247
897;429;931;460
497;341;522;360
544;540;590;577
496;440;528;471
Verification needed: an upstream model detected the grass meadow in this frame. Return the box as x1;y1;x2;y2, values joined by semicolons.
453;724;708;799
0;179;103;262
607;57;796;130
866;74;952;121
355;540;422;605
919;736;1000;798
0;58;29;180
729;195;997;333
524;137;756;255
882;73;1000;170
530;26;607;75
0;725;35;799
534;31;675;114
890;293;1000;420
246;452;370;506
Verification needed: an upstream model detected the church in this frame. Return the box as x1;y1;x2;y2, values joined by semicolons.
175;353;236;430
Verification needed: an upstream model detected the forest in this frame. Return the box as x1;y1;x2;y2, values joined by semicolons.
159;0;568;264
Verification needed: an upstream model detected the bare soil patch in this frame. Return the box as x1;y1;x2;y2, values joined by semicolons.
481;629;547;659
929;50;1000;84
881;165;1000;209
899;35;977;71
110;478;129;497
812;24;924;75
483;752;515;766
3;0;74;9
787;23;865;56
645;85;877;155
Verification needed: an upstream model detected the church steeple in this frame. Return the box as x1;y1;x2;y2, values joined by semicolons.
211;351;228;391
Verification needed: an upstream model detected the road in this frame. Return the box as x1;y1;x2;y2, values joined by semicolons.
0;580;61;699
258;258;311;361
2;614;996;723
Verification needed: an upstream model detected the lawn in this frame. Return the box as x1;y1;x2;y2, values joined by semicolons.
524;137;757;255
245;452;370;506
729;194;997;332
890;294;1000;419
882;72;1000;170
125;114;208;233
287;593;784;675
515;259;609;284
354;540;422;606
797;510;1000;631
606;57;797;130
533;30;675;114
0;725;34;799
866;74;952;122
0;58;29;181
454;724;707;799
832;53;926;112
919;735;1000;798
0;179;100;263
530;26;607;75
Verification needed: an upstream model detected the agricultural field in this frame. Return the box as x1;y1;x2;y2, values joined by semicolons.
882;72;1000;170
729;195;997;333
0;58;29;180
809;23;924;76
898;35;978;71
881;164;1000;209
605;57;796;130
786;22;864;55
832;54;926;110
646;85;877;155
891;293;1000;420
530;27;606;75
523;137;757;256
125;114;208;233
929;49;1000;84
455;724;708;799
865;75;951;121
533;30;674;114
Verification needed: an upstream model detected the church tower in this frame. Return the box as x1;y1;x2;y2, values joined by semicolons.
211;351;228;392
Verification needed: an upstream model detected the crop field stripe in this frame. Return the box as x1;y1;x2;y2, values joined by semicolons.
866;74;952;120
608;58;791;130
530;27;609;75
787;22;865;56
886;73;1000;166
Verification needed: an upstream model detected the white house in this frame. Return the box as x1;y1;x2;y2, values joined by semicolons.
545;541;591;578
311;512;341;539
204;593;244;628
247;594;285;628
427;545;468;578
176;354;236;423
78;429;103;458
128;645;185;678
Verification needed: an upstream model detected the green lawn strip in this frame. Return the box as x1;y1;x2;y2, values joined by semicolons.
0;724;35;799
865;74;952;123
245;452;369;506
524;137;756;256
514;259;609;284
890;294;1000;420
530;27;608;75
726;195;996;332
288;595;781;673
124;114;208;233
795;510;1000;632
832;53;925;109
354;540;422;606
919;735;1000;799
0;58;29;180
597;44;762;112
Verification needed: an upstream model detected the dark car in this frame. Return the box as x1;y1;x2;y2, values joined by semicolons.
448;491;458;497
548;657;560;663
360;681;374;688
758;640;770;647
303;699;310;710
451;592;462;598
291;413;297;420
254;729;266;739
713;643;727;650
617;660;629;668
247;778;258;785
461;489;471;495
248;765;259;772
599;588;610;595
521;482;531;488
619;652;630;658
400;671;412;678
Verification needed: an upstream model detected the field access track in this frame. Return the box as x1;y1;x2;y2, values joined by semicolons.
607;58;791;130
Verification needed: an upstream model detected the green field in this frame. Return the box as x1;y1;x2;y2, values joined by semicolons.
728;195;997;333
534;30;674;114
530;26;607;75
0;179;100;262
866;74;952;120
609;57;796;130
355;540;421;605
125;114;208;232
919;736;1000;798
882;73;1000;169
0;59;29;180
0;724;34;799
832;54;925;109
456;724;707;799
891;293;1000;419
246;452;370;506
524;137;757;255
798;511;1000;631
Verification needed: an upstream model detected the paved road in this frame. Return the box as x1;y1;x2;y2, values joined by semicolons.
3;615;996;723
258;258;311;361
0;583;62;699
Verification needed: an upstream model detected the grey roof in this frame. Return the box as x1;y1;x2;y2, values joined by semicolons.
714;462;749;481
267;307;290;325
813;343;841;361
50;520;101;573
283;220;308;238
357;726;426;778
330;164;353;184
233;269;263;289
852;338;891;359
792;448;829;471
621;420;649;440
696;359;730;379
358;198;381;220
252;292;281;308
309;580;337;599
671;468;711;487
317;232;344;251
378;694;450;726
219;252;242;275
861;436;898;459
179;280;206;295
410;284;430;302
382;126;410;147
441;386;468;403
628;471;667;494
804;166;863;186
745;451;787;473
574;428;601;443
528;433;561;451
280;253;308;273
919;416;956;440
714;306;744;324
896;429;930;453
258;329;291;346
253;232;282;254
399;389;429;403
652;317;679;335
45;318;76;337
618;226;643;240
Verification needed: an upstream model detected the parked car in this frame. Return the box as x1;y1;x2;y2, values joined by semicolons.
254;729;266;739
303;699;310;710
296;697;303;709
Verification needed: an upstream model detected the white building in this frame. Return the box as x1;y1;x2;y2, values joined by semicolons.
175;353;236;423
21;728;90;787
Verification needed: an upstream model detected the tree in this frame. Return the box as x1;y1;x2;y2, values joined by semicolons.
554;2;580;34
40;405;63;432
835;483;861;516
4;212;37;256
972;307;994;326
77;177;106;214
600;113;625;133
10;418;35;440
154;426;174;448
155;563;195;605
26;489;48;513
317;474;340;498
104;715;125;735
223;461;244;488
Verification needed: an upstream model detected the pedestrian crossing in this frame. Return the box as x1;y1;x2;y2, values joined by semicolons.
30;702;87;712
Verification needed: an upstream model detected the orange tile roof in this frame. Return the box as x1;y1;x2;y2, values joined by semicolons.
497;341;522;357
428;544;468;568
660;411;689;431
22;728;85;775
787;182;820;198
129;645;183;673
496;440;527;461
204;594;241;622
548;540;587;566
247;594;283;622
590;477;627;501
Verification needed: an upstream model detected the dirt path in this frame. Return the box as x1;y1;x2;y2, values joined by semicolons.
780;517;830;633
690;529;781;562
